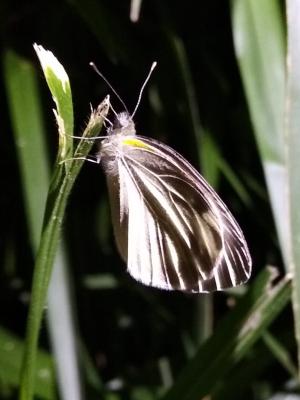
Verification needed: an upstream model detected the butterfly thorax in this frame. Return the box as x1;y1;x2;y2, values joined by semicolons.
100;111;137;174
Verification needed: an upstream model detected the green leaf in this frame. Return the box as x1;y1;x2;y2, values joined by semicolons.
34;43;74;160
3;50;50;249
286;0;300;376
232;0;288;264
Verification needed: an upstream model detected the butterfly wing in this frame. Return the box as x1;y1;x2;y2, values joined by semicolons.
101;135;252;292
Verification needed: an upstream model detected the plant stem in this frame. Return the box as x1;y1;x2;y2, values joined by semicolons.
19;99;109;400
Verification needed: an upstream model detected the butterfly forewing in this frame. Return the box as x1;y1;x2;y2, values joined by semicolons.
100;132;252;293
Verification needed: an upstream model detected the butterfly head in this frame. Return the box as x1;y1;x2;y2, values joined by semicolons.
108;111;136;137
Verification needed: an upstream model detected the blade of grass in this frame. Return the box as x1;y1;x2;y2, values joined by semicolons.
47;248;83;400
160;268;291;400
262;332;298;379
3;50;49;248
232;0;287;264
213;330;296;399
286;0;300;377
130;0;142;22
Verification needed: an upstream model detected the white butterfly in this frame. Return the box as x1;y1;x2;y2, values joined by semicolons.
92;62;251;292
98;111;251;292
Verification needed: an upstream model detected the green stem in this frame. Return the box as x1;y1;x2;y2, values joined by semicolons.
19;99;108;400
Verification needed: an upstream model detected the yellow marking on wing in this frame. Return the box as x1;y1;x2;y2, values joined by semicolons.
122;138;152;149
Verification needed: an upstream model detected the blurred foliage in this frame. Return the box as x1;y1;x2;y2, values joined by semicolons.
0;0;298;399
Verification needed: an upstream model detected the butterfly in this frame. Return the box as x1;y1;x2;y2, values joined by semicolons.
94;62;252;293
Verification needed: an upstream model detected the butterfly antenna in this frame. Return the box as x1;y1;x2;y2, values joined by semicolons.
90;62;129;114
109;103;120;120
131;61;157;118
